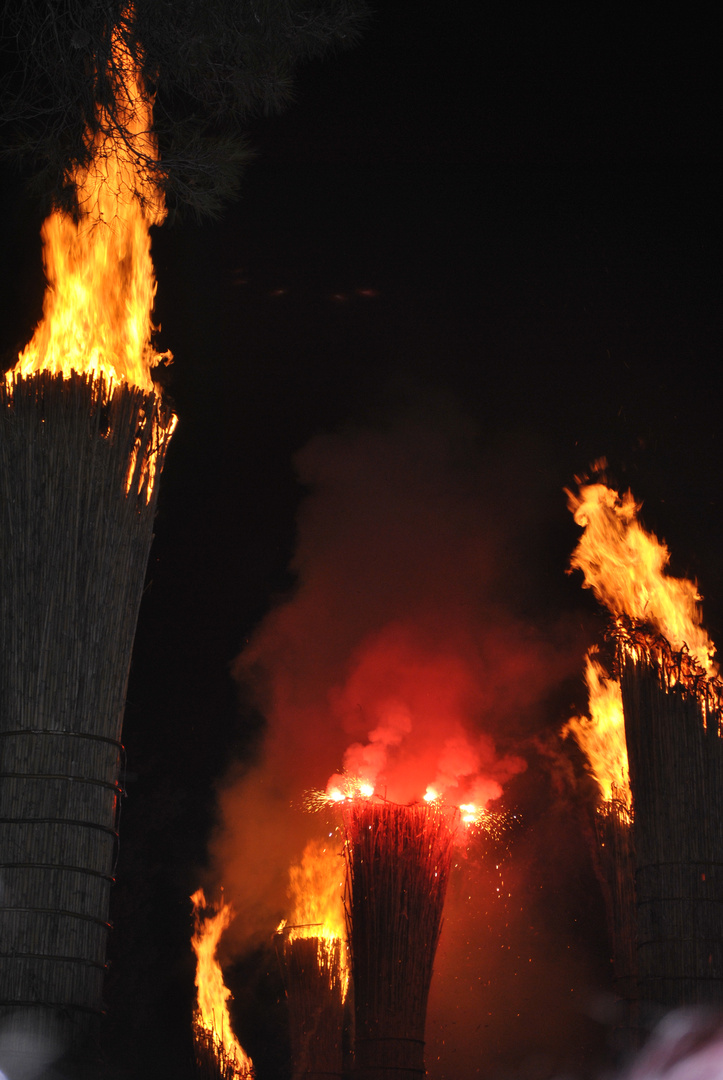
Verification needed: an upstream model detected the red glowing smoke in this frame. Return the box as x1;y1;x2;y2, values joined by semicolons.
209;406;582;954
325;619;526;805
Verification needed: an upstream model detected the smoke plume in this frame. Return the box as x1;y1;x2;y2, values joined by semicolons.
209;399;603;1075
211;401;575;922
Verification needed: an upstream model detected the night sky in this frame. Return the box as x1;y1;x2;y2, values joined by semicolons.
0;5;720;1078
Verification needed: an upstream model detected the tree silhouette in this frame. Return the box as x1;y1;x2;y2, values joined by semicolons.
0;0;367;218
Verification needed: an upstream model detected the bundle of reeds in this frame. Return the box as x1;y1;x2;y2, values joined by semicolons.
278;930;346;1080
342;799;455;1080
619;634;723;1010
0;372;174;1049
192;1018;254;1080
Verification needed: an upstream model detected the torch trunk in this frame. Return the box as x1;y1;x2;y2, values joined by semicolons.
343;801;454;1080
620;653;723;1010
280;934;346;1080
0;372;173;1051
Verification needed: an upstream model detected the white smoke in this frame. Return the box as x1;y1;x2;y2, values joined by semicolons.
0;1011;63;1080
622;1009;723;1080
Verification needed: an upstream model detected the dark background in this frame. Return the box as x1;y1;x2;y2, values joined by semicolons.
0;4;720;1077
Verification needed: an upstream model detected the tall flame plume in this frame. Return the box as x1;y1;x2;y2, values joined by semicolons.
191;889;253;1079
567;479;717;678
8;11;167;393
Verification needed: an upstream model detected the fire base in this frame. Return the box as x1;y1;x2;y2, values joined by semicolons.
193;1021;253;1080
343;801;454;1080
621;654;723;1010
0;372;174;1050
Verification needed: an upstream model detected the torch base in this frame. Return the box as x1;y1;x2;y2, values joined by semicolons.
353;1035;425;1079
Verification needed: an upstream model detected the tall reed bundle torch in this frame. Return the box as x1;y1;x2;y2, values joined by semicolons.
278;931;346;1080
342;799;455;1080
618;630;723;1009
568;477;723;1013
0;9;175;1051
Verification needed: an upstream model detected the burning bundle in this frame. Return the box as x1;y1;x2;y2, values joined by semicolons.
617;628;723;1009
278;933;346;1080
194;1026;249;1080
0;375;172;1043
191;890;254;1080
342;798;455;1080
0;10;174;1051
568;477;723;1012
277;838;349;1080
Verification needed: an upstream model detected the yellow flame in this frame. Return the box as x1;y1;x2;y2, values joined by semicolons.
9;13;167;392
286;838;349;998
190;889;253;1075
458;802;481;824
564;651;631;810
567;482;716;676
324;775;377;803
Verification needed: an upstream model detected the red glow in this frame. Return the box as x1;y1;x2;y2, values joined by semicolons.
323;621;526;809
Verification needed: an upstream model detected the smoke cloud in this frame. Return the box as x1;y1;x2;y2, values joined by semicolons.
211;399;581;930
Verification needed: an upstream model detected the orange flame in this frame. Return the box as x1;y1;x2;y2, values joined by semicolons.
190;889;253;1077
566;474;721;812
9;12;167;392
567;481;716;677
282;838;349;998
564;650;631;812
